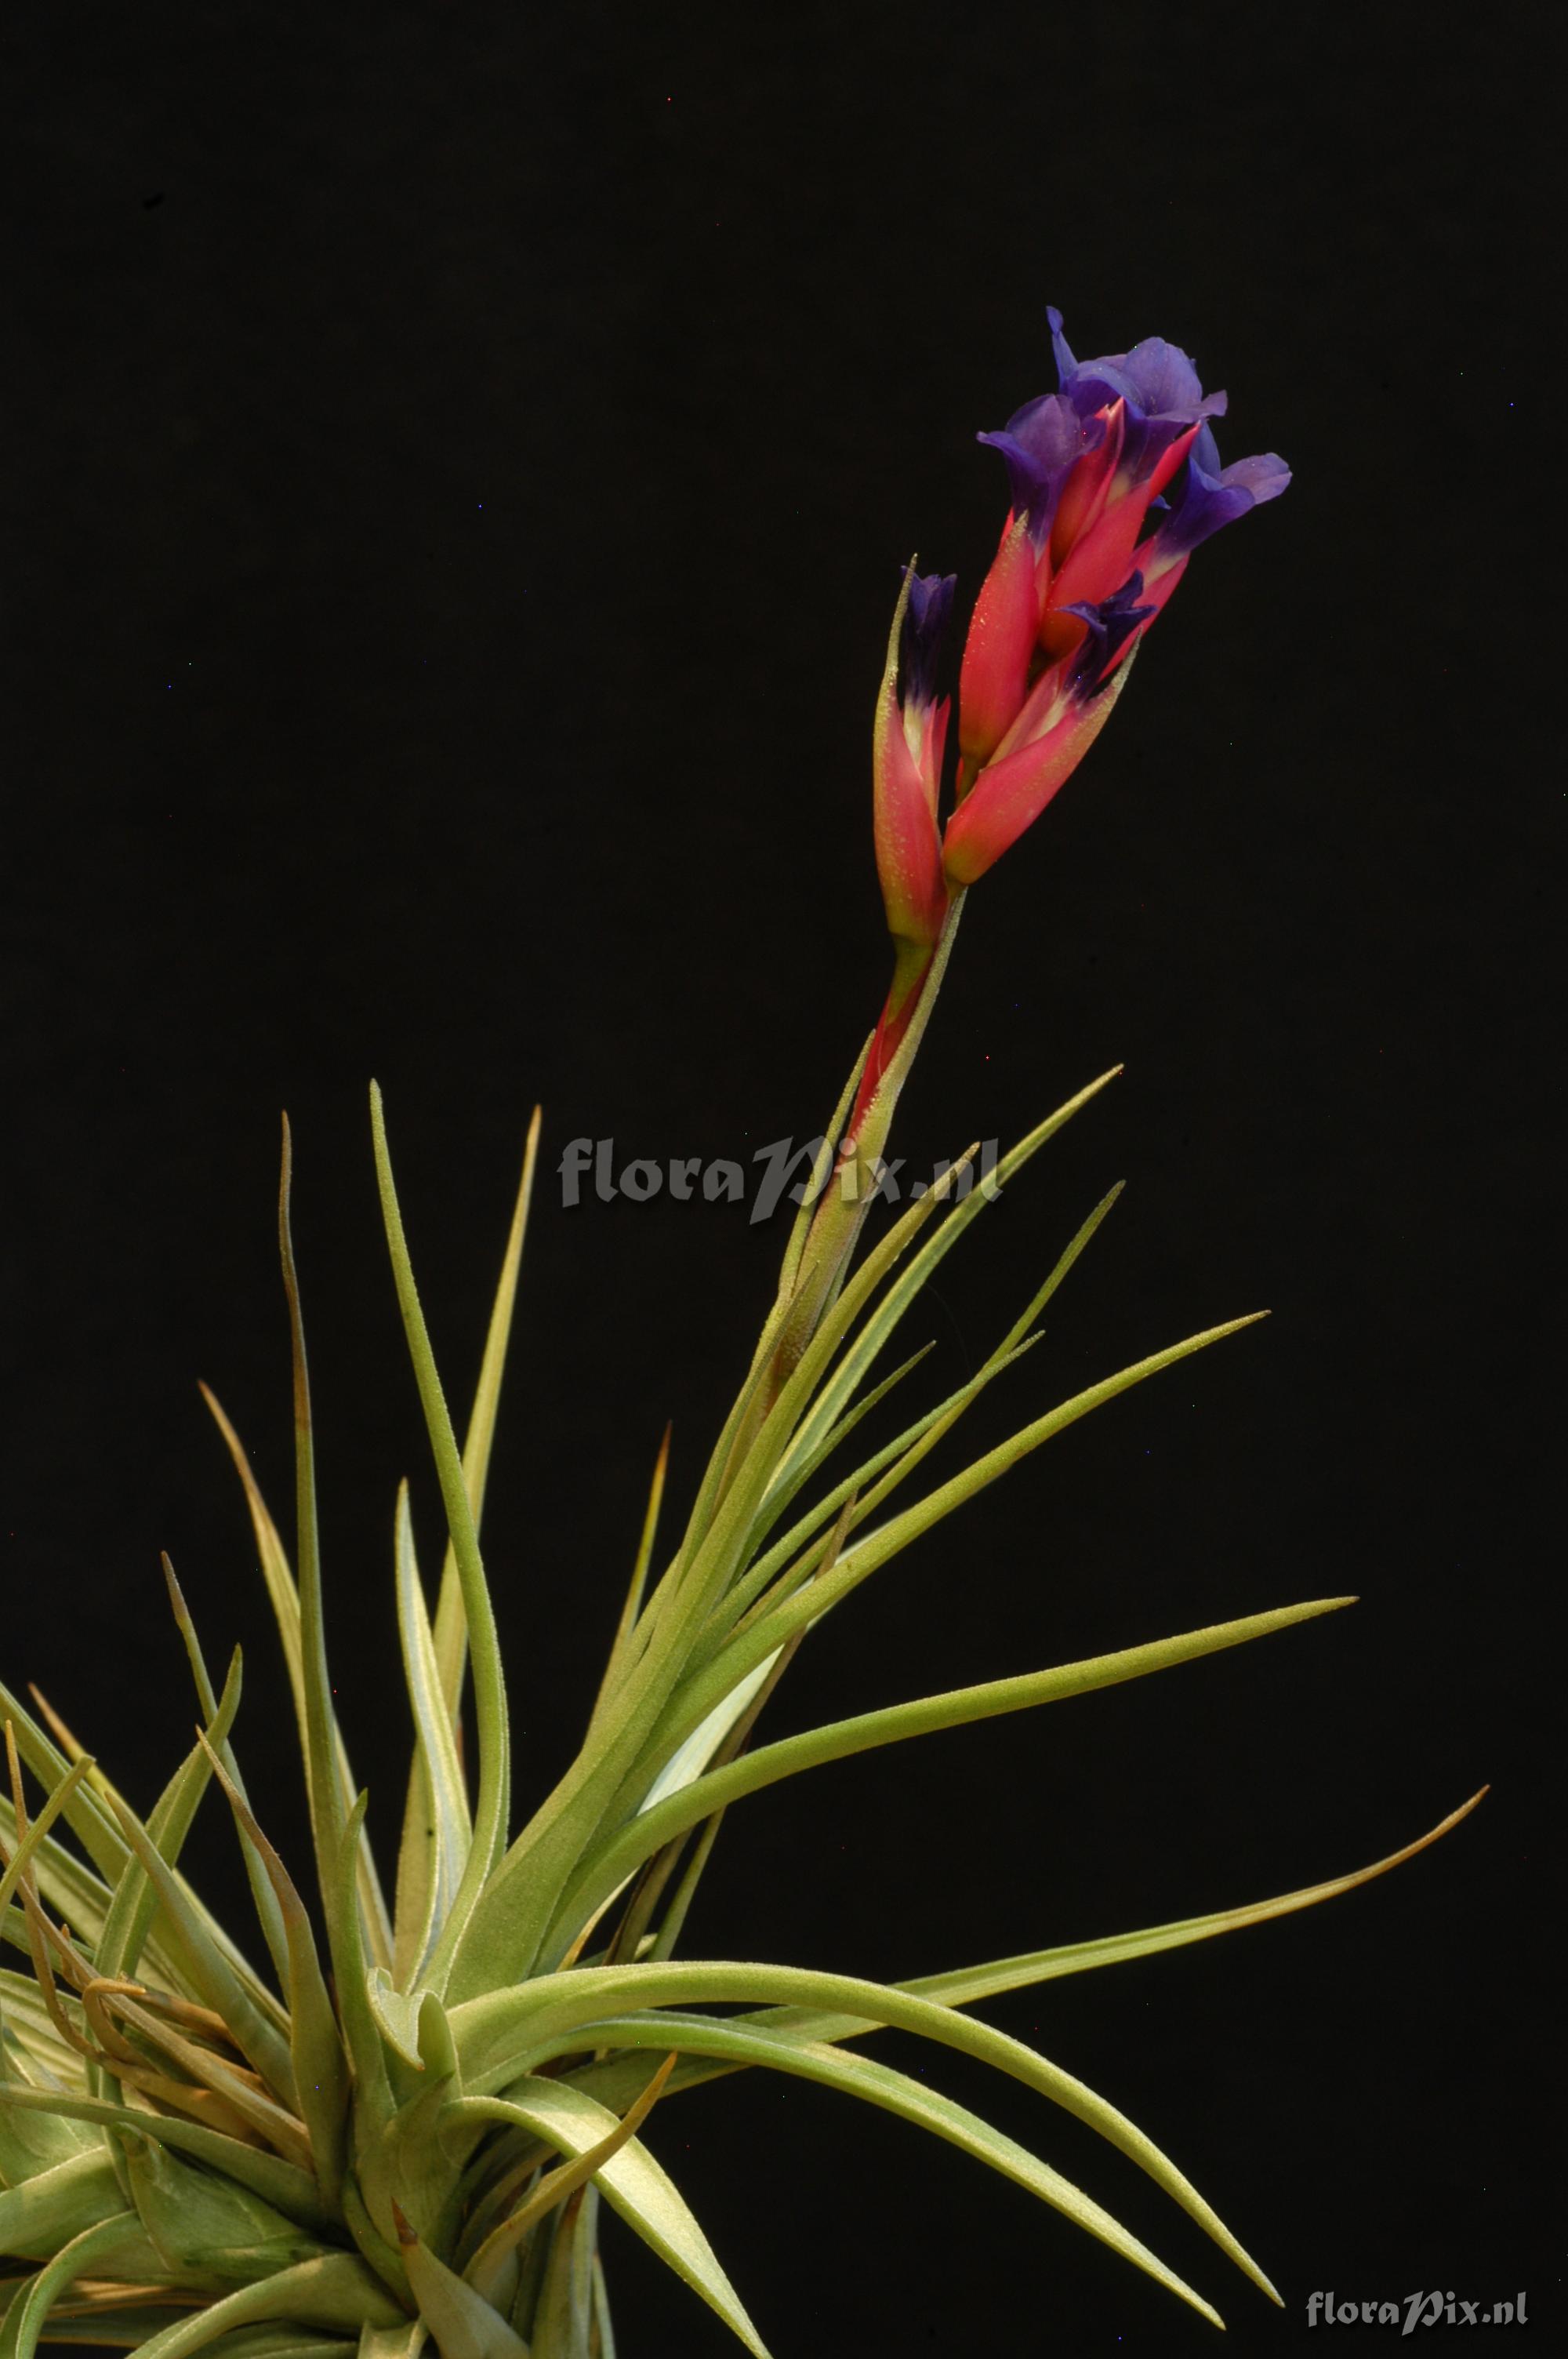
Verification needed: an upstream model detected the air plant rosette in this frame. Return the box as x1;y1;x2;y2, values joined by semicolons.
0;310;1482;2358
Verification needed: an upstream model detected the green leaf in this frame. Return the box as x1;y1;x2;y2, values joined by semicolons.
742;901;971;1428
777;1089;1123;1498
755;1339;935;1534
2;2208;141;2359
430;1104;542;1726
583;1423;672;1747
92;1648;252;1991
446;2081;771;2358
390;1485;473;1993
0;1815;114;1973
368;1086;511;1997
0;1681;129;1892
659;1311;1273;1794
392;2202;527;2358
208;2339;361;2359
643;1126;971;1652
464;2054;677;2309
162;1556;292;1995
614;1339;1048;1838
670;1041;870;1568
120;2132;332;2283
448;1144;985;1998
199;1389;391;1983
0;2085;334;2233
358;2328;429;2359
770;1045;869;1336
558;1789;1490;2163
560;2013;1232;2328
0;2150;123;2265
546;1598;1351;1960
752;1787;1494;2032
390;1109;543;2011
590;2249;615;2359
843;1180;1127;1533
526;2186;596;2359
324;1794;394;2142
198;1737;350;2212
0;1760;95;1930
107;2256;407;2359
278;1121;394;1982
0;1972;79;2091
102;1768;299;2113
457;1957;1276;2303
0;2001;97;2181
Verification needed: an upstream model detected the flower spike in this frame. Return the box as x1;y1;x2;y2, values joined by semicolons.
943;306;1290;881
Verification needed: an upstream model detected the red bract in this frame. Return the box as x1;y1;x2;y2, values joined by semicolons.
872;569;953;950
871;309;1290;932
855;310;1287;1150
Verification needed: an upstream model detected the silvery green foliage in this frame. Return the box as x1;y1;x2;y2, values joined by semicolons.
0;1081;1476;2356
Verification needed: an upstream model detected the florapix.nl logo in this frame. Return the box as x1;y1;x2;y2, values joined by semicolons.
557;1134;1003;1223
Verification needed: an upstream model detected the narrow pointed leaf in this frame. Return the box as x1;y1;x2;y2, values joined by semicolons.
781;1080;1122;1485
549;1598;1351;1955
199;1385;394;1997
102;1782;299;2110
94;1648;245;1986
584;1423;672;1744
327;1794;394;2134
0;1680;129;1888
163;1555;292;1993
554;2015;1232;2327
456;1957;1275;2300
390;2203;526;2359
0;1761;95;1926
446;2083;771;2358
431;1104;542;1725
0;2084;335;2230
369;1085;511;1994
278;1119;396;1983
4;2208;143;2359
668;1312;1273;1770
747;1787;1494;2034
111;2256;406;2359
390;1485;473;1991
198;1736;351;2208
0;2150;123;2264
465;2054;677;2306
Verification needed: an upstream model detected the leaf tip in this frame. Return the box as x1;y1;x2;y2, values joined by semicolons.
161;1550;190;1626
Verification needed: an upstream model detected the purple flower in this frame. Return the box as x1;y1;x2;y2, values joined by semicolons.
1048;304;1229;491
1140;423;1292;570
898;565;956;709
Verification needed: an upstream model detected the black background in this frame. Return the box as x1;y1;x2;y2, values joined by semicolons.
4;5;1557;2352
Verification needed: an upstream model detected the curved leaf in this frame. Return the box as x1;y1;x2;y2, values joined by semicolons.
390;1486;472;1991
546;1598;1351;1958
369;1086;511;1995
452;1956;1276;2300
445;2081;771;2359
554;2013;1231;2327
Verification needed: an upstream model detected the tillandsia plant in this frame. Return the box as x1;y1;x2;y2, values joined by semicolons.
1;308;1483;2359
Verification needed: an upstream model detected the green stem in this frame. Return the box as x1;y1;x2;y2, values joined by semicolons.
729;894;967;1475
